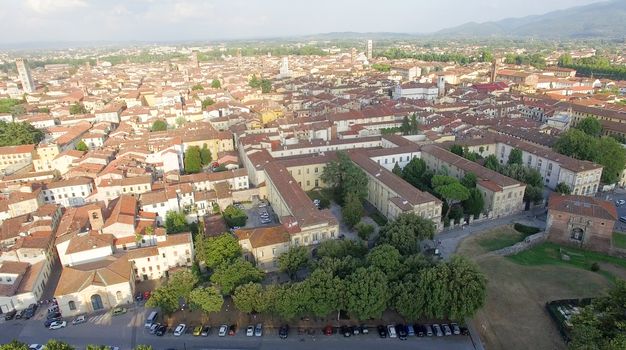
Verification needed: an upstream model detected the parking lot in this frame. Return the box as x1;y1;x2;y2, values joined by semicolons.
237;201;279;228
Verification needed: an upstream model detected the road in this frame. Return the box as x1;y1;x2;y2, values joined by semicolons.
0;306;476;350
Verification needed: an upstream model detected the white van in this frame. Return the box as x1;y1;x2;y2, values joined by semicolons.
144;311;158;328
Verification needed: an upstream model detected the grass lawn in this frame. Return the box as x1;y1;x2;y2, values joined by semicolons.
613;231;626;249
468;225;537;253
507;242;626;281
458;227;614;350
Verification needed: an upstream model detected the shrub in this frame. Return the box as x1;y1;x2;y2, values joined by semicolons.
514;223;541;235
590;262;600;272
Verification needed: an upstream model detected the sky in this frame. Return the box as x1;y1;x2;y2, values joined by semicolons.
0;0;603;44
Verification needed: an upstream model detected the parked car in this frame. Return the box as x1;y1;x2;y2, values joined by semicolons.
23;308;35;319
72;315;86;325
112;307;127;316
155;325;167;336
406;324;415;337
323;325;333;336
360;324;369;334
28;303;38;311
443;324;452;336
173;324;186;336
15;309;25;319
28;344;44;350
201;325;210;337
193;325;203;336
44;317;63;328
254;323;263;337
49;321;67;330
353;326;360;335
396;324;407;340
377;325;387;338
245;325;254;337
433;324;443;337
218;324;228;337
279;325;289;339
425;324;434;337
451;323;461;335
228;324;237;336
620;216;626;223
415;324;425;337
4;310;17;320
387;324;397;338
460;326;470;335
616;200;625;206
47;312;62;320
149;323;161;335
341;325;351;337
47;305;59;314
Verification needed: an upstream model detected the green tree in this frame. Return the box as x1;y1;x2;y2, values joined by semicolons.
260;79;272;93
210;258;264;295
151;119;167;131
201;97;215;109
479;49;494;63
271;283;309;320
321;151;368;202
184;146;202;173
278;245;309;280
249;75;261;88
191;84;204;91
432;175;470;218
463;188;485;219
223;205;247;227
393;274;428;321
189;286;224;314
44;340;74;350
314;256;364;278
344;267;389;320
597;137;626;184
200;144;212;166
443;256;487;319
316;239;367;259
233;282;270;313
569;280;626;350
555;182;572;195
392;162;402;177
355;222;374;241
211;79;221;89
75;140;88;151
0;121;44;146
342;192;363;228
199;233;242;269
400;116;411;135
401;157;432;191
303;269;344;317
450;144;464;156
0;341;29;350
165;211;188;234
576;117;602;137
507;148;523;165
461;172;477;188
366;244;404;282
134;346;152;350
69;102;88;115
558;53;573;66
483;154;500;171
378;212;436;255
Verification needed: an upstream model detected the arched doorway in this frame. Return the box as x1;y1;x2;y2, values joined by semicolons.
571;227;584;242
91;294;104;310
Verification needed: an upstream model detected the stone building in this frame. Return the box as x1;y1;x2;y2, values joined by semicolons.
546;193;616;253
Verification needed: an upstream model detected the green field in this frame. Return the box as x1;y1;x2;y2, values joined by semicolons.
613;232;626;249
476;224;539;252
508;242;626;281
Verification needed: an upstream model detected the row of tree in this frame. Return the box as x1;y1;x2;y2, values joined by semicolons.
378;48;485;65
559;54;626;81
233;231;485;322
0;341;153;350
553;117;626;185
482;149;544;205
183;144;212;174
503;53;546;69
249;75;272;93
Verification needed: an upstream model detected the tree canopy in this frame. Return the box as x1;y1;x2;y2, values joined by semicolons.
233;282;270;314
223;205;247;228
184;146;202;174
196;232;242;269
378;212;436;255
165;210;189;234
75;140;88;152
189;286;224;314
0;121;44;146
344;267;390;320
211;79;221;89
342;192;363;228
507;148;523;165
555;182;572;195
210;258;264;295
321;151;368;202
151;119;167;132
278;245;309;280
69;102;88;115
201;97;215;109
146;270;199;314
200;144;212;166
576;117;602;137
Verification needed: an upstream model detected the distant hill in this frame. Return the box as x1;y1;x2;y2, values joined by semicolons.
433;0;626;39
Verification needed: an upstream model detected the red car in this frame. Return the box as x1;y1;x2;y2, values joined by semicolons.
324;325;333;336
143;291;151;300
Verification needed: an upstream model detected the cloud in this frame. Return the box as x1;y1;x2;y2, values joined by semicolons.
25;0;87;13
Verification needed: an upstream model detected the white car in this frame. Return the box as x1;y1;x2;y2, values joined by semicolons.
72;315;86;325
246;325;254;337
173;323;186;336
387;324;397;338
29;345;44;350
49;321;67;330
218;324;228;337
254;323;263;337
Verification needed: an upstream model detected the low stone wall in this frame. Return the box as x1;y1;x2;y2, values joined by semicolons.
493;231;548;256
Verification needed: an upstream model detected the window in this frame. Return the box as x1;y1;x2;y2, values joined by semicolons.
314;167;318;173
68;301;76;310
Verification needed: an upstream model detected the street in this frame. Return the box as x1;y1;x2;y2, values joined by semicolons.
0;306;477;350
